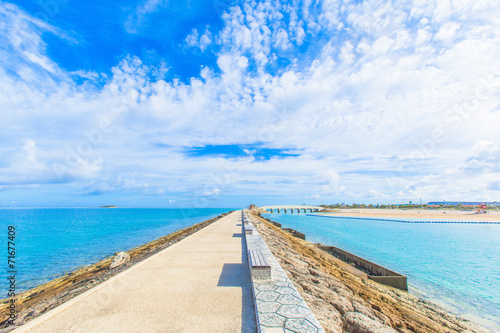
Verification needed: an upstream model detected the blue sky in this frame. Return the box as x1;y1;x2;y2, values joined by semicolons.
0;0;500;208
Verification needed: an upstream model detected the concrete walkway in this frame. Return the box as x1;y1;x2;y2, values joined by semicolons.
16;211;256;333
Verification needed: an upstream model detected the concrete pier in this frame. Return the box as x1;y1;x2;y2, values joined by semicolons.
260;205;322;214
15;211;256;333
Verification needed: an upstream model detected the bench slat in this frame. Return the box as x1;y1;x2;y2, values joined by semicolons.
256;252;263;267
249;249;270;269
255;251;261;266
258;252;266;266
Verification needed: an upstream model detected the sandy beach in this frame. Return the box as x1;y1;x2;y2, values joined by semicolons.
320;208;500;222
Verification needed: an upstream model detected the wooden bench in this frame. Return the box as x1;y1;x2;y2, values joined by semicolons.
248;249;271;280
244;224;253;235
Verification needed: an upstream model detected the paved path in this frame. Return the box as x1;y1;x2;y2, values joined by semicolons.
16;211;256;333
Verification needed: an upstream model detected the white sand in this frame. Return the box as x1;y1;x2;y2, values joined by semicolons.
323;208;500;222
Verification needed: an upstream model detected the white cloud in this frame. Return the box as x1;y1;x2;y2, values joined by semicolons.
185;29;200;48
339;42;355;64
0;3;72;83
415;28;432;44
186;28;213;52
199;33;212;51
274;28;291;50
435;22;461;40
1;1;500;205
124;0;167;34
371;36;394;54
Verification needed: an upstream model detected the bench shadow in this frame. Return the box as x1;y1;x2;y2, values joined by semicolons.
217;263;246;287
216;222;256;332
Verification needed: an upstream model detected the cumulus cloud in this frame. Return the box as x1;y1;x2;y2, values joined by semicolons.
1;0;500;206
186;28;213;52
124;0;168;34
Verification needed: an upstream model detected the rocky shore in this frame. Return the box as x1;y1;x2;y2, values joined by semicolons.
250;212;488;333
0;212;231;332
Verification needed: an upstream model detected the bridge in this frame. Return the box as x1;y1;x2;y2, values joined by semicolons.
259;205;324;214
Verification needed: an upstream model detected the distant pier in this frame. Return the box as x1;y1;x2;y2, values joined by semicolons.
260;205;322;214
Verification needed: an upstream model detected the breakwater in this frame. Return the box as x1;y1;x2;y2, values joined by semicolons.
308;214;500;224
281;228;306;239
319;245;407;291
257;213;406;290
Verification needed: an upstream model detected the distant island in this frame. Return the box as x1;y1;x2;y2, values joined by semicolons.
99;205;117;208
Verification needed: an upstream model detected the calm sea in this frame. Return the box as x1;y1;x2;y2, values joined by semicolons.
0;208;232;293
263;212;500;332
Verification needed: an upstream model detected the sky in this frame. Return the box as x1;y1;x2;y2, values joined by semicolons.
0;0;499;208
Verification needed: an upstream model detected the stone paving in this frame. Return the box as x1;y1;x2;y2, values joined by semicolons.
243;211;325;333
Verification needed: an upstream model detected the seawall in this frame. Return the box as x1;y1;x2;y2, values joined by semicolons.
319;245;408;291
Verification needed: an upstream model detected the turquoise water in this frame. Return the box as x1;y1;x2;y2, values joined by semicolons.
0;208;232;293
263;213;500;331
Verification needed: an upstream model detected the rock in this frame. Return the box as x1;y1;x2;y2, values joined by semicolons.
300;282;354;315
302;293;343;333
352;301;392;327
342;312;398;333
109;252;130;269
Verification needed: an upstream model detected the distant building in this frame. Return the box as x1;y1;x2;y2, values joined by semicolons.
428;201;499;206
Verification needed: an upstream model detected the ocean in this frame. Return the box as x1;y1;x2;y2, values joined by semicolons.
263;212;500;332
0;208;232;293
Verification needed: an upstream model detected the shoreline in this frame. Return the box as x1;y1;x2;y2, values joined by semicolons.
0;211;232;331
250;211;488;332
316;208;500;222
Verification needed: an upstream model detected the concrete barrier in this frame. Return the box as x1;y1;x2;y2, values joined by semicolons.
245;214;325;332
282;228;306;240
269;221;281;228
319;245;408;291
368;276;408;291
